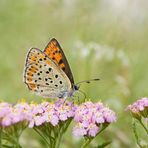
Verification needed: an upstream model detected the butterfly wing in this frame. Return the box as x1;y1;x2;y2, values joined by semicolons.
24;48;72;98
44;38;74;85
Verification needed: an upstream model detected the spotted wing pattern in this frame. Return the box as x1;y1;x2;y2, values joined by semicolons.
24;48;71;98
44;38;74;85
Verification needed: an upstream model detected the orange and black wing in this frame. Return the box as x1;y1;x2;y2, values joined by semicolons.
43;38;74;85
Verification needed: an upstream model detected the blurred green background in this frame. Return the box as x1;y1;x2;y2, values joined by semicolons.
0;0;148;147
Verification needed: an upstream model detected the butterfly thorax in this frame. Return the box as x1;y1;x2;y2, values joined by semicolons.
59;84;79;99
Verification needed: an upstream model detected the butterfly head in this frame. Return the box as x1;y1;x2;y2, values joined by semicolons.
73;84;80;91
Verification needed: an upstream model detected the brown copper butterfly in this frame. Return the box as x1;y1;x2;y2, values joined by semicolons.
23;38;99;99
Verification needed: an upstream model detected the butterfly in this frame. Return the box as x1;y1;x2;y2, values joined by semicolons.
24;38;99;99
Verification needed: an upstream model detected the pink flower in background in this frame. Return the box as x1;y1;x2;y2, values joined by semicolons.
127;97;148;119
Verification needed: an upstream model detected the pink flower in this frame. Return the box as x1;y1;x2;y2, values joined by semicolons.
0;102;31;127
87;123;99;137
1;115;12;126
0;103;12;118
73;101;116;137
54;99;75;121
102;108;117;123
73;123;87;136
44;104;59;126
28;103;47;128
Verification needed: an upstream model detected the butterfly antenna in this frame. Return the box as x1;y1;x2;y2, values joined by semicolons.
76;78;100;85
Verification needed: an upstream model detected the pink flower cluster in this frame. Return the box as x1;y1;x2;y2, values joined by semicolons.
0;102;30;126
0;100;76;127
127;97;148;119
73;101;116;137
0;100;116;138
28;100;76;128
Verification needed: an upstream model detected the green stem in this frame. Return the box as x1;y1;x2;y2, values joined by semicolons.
132;121;143;148
55;131;62;148
139;119;148;134
81;124;109;148
55;119;72;148
34;127;51;147
2;144;13;148
80;138;92;148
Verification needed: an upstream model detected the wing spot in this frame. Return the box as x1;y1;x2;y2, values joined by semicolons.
46;83;49;85
39;77;42;80
59;81;62;84
46;71;49;74
59;59;63;64
41;90;43;92
37;73;40;76
39;58;42;61
27;78;32;82
40;71;42;73
45;78;48;81
35;80;37;82
50;81;53;83
55;50;60;53
49;68;52;72
55;84;58;87
55;74;58;78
